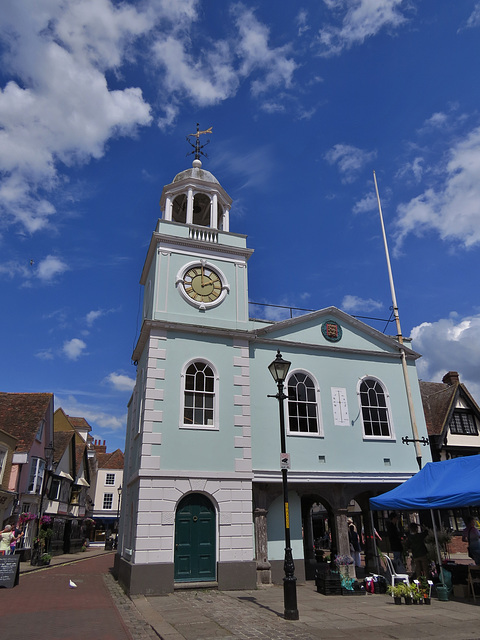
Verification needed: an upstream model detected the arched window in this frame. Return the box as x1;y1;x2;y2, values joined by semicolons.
359;377;393;438
172;194;187;223
287;371;321;435
192;193;211;226
182;361;217;429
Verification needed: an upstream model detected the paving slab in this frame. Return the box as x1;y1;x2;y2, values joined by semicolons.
137;583;480;640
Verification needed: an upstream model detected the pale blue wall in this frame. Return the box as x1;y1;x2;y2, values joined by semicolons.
267;492;303;561
250;339;430;475
157;331;238;472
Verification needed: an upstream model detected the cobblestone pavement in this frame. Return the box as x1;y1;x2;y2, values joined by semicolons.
136;584;480;640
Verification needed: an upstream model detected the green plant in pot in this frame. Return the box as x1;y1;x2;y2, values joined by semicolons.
40;553;52;565
387;582;409;604
410;582;422;604
419;576;431;604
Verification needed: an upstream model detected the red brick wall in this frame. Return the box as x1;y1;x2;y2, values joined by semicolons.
449;535;468;554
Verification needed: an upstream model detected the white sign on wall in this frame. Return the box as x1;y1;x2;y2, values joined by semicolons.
331;387;350;426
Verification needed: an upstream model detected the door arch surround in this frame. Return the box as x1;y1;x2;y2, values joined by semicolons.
174;493;216;582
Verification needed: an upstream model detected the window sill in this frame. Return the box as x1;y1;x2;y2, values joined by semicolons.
180;424;219;431
287;432;323;438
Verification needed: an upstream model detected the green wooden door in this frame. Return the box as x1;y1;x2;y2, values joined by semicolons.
174;494;216;582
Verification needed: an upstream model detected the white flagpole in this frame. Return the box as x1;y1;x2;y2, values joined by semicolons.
373;171;422;469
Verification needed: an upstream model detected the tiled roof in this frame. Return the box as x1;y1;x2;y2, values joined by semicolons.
419;381;456;436
54;431;74;462
0;393;53;452
97;449;124;470
75;442;88;473
68;416;92;432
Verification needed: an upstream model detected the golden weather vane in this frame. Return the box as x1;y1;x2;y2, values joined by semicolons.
186;123;213;160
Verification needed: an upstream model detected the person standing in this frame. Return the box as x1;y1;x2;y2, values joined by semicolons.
386;512;406;572
462;516;480;564
0;524;14;555
10;525;24;555
348;518;362;567
406;522;429;577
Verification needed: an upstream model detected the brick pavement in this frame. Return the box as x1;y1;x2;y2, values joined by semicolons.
1;552;157;640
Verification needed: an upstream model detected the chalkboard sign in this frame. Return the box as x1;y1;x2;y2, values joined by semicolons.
0;555;20;588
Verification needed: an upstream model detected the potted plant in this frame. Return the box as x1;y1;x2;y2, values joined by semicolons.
410;582;422;604
419;576;432;604
40;553;52;566
386;583;406;605
397;582;412;604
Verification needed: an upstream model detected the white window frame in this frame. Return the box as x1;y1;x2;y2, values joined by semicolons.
0;447;7;484
105;473;115;485
179;358;219;430
286;369;323;437
27;457;46;494
103;493;113;510
48;477;61;501
36;419;45;442
357;376;395;440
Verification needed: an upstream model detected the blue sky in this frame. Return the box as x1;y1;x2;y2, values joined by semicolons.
1;1;480;452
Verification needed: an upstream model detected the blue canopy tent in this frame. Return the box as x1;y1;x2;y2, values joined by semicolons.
369;455;480;586
370;456;480;511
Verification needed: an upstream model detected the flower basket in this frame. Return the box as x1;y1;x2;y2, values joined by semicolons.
40;553;52;566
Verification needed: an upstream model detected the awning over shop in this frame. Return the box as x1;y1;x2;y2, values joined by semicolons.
370;455;480;511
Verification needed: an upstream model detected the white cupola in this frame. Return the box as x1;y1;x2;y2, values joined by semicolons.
160;158;232;232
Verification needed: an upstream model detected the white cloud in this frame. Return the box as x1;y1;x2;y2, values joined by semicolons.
56;394;127;431
85;308;116;326
341;294;383;313
36;255;69;282
395;125;480;248
105;372;136;392
86;310;104;327
296;10;310;36
232;4;297;97
152;4;297;110
353;192;377;214
410;313;480;401
396;156;424;183
152;36;239;107
318;0;409;57
459;2;480;31
0;0;156;234
63;338;87;361
325;143;377;183
422;111;449;131
35;349;54;360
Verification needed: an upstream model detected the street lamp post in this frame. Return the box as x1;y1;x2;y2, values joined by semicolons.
115;485;122;550
268;350;299;621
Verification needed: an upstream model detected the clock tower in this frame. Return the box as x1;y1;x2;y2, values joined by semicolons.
119;140;257;595
139;156;253;330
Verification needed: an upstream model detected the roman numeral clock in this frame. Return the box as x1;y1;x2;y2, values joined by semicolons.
176;260;230;310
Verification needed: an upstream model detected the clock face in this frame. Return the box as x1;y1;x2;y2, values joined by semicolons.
183;265;222;303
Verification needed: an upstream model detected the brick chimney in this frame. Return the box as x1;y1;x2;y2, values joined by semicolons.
92;438;107;454
442;371;460;386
